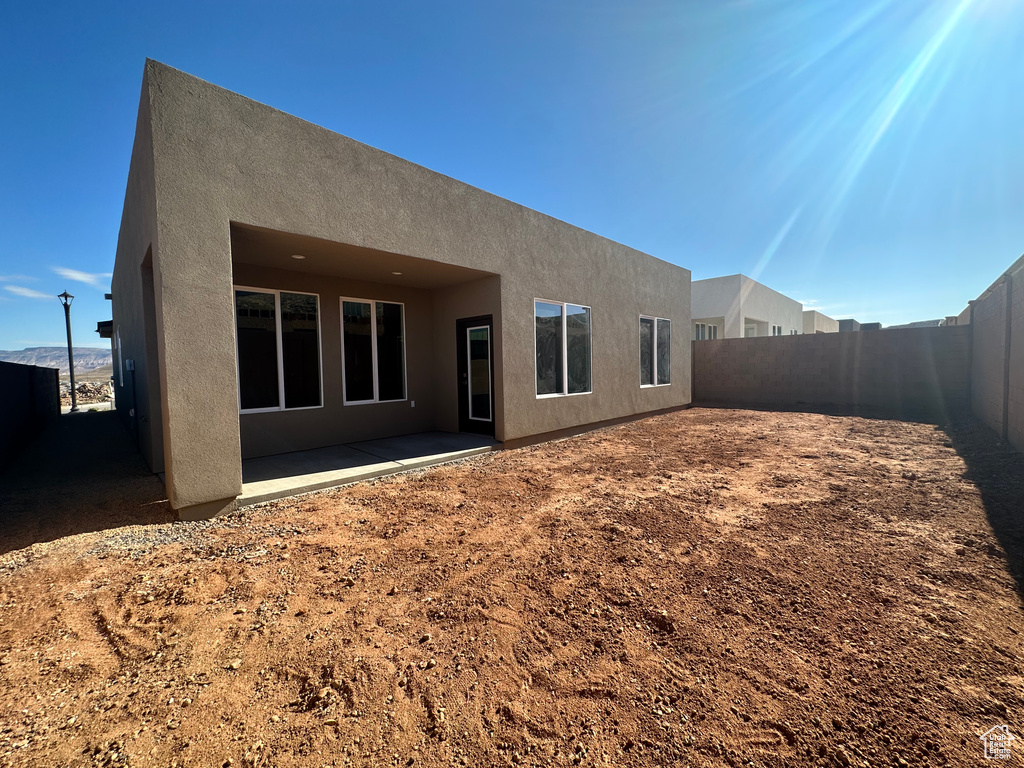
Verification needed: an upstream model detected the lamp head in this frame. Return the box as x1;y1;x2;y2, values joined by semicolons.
58;290;74;307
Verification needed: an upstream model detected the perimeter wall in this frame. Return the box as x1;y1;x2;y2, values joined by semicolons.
967;256;1024;451
692;254;1024;451
0;362;60;469
692;326;971;422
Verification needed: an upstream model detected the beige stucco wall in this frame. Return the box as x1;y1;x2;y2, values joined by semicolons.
231;263;439;458
692;275;803;338
431;276;503;437
692;275;743;338
110;76;166;475
735;276;804;336
802;310;839;334
113;61;692;517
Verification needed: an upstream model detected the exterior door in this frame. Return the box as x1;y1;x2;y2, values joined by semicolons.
456;315;494;436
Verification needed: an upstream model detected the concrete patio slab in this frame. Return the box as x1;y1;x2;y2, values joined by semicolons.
350;432;498;464
238;431;498;507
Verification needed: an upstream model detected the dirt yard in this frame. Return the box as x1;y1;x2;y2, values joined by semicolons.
1;408;1022;768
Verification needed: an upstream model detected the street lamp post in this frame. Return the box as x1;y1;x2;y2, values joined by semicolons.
58;290;78;413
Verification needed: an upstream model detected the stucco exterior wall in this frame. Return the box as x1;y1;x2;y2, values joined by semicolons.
802;310;839;334
737;276;803;336
692;275;743;338
431;276;503;436
500;244;688;441
113;61;692;516
231;263;439;458
692;326;971;421
692;275;803;338
110;75;166;475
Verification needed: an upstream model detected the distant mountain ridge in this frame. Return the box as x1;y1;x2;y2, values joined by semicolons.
0;347;112;375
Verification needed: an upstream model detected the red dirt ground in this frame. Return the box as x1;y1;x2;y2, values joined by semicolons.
1;408;1022;767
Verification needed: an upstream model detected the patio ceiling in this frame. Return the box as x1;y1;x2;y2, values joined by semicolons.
230;222;497;290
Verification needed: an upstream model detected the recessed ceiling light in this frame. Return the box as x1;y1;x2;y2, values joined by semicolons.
291;254;306;260
392;271;403;275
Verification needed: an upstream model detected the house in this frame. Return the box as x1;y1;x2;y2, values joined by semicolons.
802;310;839;334
886;319;942;329
837;318;886;332
109;61;692;520
942;304;972;327
691;274;810;339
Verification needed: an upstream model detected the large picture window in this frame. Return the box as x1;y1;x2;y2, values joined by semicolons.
341;298;406;404
235;288;322;412
535;299;592;397
640;315;671;387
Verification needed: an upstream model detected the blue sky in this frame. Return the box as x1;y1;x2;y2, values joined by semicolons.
1;0;1022;350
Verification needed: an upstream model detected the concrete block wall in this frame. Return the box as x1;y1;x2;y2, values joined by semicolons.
0;361;60;469
692;326;971;421
968;258;1024;452
1010;276;1024;451
970;280;1008;439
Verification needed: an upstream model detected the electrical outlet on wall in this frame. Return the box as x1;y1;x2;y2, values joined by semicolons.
411;400;415;407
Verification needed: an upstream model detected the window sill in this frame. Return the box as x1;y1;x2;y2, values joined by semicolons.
240;404;325;414
536;391;593;399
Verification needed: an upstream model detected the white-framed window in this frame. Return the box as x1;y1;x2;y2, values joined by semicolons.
535;299;592;397
694;322;718;341
790;329;798;335
640;316;671;387
772;325;783;336
341;297;407;405
235;287;323;413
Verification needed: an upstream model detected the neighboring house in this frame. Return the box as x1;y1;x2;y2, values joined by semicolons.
886;319;942;329
942;305;966;325
691;274;807;339
110;61;692;520
838;319;862;332
802;310;839;334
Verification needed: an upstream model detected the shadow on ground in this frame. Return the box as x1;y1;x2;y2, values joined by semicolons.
690;399;961;425
0;410;174;557
943;417;1024;601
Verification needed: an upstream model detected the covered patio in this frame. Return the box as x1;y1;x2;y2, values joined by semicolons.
238;431;498;506
230;223;503;463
